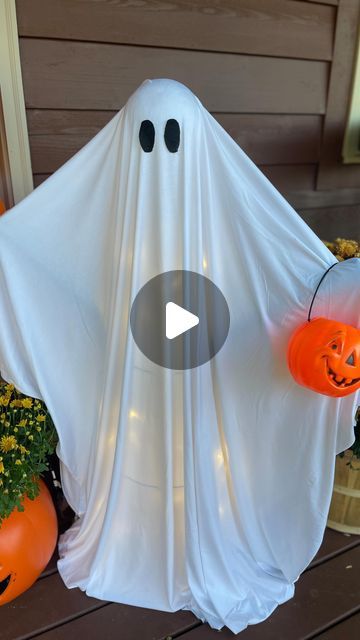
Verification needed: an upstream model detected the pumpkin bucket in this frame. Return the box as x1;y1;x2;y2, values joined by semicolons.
327;450;360;534
287;261;360;397
0;477;58;605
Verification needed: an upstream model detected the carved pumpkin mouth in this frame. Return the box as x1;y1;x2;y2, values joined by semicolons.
0;574;11;595
326;363;360;388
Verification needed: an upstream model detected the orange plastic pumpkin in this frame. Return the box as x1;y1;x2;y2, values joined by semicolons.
0;477;58;605
0;200;6;216
287;316;360;397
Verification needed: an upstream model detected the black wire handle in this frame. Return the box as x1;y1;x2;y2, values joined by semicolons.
307;262;339;322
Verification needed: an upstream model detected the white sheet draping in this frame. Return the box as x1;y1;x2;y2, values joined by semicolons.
0;79;359;633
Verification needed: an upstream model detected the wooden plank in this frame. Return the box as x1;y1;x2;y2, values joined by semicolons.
260;164;317;191
33;174;55;187
305;0;338;5
216;114;322;164
18;39;329;114
309;529;360;567
317;0;360;189
1;572;108;640
315;612;360;639
26;109;114;137
26;110;322;172
15;0;335;61
178;546;360;639
285;186;360;209
29;602;199;640
298;203;360;240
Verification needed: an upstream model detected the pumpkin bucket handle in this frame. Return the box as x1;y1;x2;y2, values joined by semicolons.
308;261;339;322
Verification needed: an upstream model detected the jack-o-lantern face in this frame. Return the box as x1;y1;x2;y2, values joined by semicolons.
287;317;360;397
0;478;58;605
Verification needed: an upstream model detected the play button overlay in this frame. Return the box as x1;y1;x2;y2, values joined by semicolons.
130;270;230;369
166;302;199;339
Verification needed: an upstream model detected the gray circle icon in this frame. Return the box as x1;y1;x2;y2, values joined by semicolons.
130;270;230;370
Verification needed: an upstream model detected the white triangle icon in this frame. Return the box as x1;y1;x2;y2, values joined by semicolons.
166;302;199;340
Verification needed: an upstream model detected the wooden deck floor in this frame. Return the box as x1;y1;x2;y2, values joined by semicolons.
2;526;360;639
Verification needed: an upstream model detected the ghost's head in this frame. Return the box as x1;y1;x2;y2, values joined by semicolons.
122;79;203;161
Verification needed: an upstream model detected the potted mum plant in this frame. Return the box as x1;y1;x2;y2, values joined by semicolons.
323;238;360;534
0;380;59;521
0;380;58;604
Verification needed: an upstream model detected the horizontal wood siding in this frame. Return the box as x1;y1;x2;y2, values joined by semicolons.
15;0;335;60
299;204;360;240
14;0;359;238
19;39;328;113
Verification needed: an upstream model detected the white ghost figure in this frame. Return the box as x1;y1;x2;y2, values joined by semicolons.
0;78;359;633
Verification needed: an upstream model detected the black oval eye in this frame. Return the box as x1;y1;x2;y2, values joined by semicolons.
164;119;180;153
139;120;155;152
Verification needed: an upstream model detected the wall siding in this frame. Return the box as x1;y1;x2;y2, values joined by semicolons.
14;0;360;239
16;0;335;60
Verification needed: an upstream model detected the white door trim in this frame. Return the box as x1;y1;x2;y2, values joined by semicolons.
0;0;33;204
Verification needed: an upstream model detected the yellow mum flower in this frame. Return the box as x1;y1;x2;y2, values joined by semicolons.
0;435;18;452
28;435;34;441
15;459;22;465
11;399;24;408
18;419;27;428
36;415;46;422
5;383;14;392
19;445;28;454
22;398;33;408
0;461;4;473
335;238;359;258
0;396;9;406
36;426;42;432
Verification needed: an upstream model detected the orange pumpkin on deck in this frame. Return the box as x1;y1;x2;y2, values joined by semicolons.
0;477;58;605
287;316;360;397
